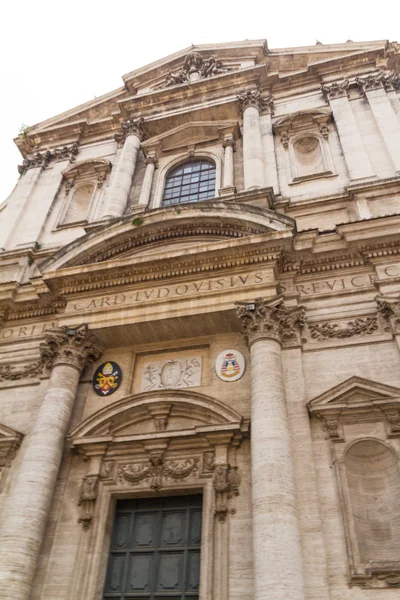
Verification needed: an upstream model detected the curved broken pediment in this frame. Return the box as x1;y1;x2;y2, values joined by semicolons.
70;389;244;442
40;201;295;272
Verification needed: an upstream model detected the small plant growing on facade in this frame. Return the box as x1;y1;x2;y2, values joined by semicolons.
132;216;144;227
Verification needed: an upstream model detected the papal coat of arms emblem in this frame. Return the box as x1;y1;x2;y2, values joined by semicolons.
93;361;122;396
215;349;245;382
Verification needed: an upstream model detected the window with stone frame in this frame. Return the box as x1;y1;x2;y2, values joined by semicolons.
162;159;216;206
58;158;111;227
274;109;336;185
308;376;400;588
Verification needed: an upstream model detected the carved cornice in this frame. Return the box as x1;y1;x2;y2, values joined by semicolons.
235;296;306;347
18;144;78;175
39;324;103;372
237;89;274;115
376;295;400;334
321;80;350;100
114;118;145;145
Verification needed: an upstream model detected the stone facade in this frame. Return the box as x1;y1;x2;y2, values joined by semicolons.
0;38;400;600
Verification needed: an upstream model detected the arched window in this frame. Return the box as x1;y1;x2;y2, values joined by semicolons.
162;159;216;206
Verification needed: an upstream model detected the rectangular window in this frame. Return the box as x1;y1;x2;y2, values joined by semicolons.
103;495;202;600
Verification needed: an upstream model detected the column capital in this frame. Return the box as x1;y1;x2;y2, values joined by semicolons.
115;117;146;145
321;79;350;101
144;153;159;168
222;135;236;151
235;296;306;347
237;89;274;115
356;71;400;94
376;295;400;334
40;324;103;372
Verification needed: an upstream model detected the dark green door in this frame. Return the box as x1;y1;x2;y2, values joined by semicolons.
103;495;202;600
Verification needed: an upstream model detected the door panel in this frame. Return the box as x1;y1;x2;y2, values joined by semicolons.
103;495;202;600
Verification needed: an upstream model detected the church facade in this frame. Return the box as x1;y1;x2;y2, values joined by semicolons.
0;38;400;600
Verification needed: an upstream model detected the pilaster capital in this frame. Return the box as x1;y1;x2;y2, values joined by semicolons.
376;295;400;334
17;143;79;175
321;80;350;101
235;296;306;347
237;89;274;116
355;71;400;94
115;117;146;145
40;324;103;372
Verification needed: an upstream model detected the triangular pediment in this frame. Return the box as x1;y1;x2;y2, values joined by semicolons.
308;376;400;413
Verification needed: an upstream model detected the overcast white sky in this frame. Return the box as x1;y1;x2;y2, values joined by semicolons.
1;0;399;201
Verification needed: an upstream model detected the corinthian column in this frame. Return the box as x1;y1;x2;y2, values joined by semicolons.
0;325;102;600
236;297;306;600
237;90;267;190
138;153;158;207
102;118;145;218
219;135;236;196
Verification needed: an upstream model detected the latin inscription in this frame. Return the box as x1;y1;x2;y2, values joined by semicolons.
0;322;58;342
69;270;272;313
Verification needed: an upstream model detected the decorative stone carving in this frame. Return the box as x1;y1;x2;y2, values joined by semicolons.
377;295;400;334
355;72;400;94
18;144;79;175
144;154;159;168
237;89;274;115
119;456;199;490
235;297;306;347
321;79;350;100
213;464;241;522
140;356;202;391
0;425;23;492
280;132;289;149
308;317;378;341
99;460;115;479
0;361;44;382
18;151;51;174
114;117;145;145
146;403;172;431
386;411;400;436
320;124;329;140
78;474;99;529
202;449;215;473
222;136;236;151
40;324;103;372
161;52;231;87
322;418;343;442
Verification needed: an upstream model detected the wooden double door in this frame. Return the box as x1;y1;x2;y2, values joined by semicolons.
103;495;202;600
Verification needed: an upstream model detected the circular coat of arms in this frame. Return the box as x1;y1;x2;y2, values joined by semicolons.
93;361;122;397
215;349;245;382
